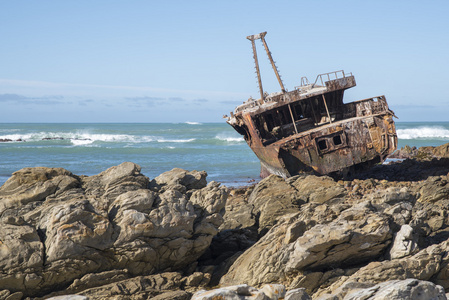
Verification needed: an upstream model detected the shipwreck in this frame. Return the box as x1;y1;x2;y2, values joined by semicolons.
226;32;398;178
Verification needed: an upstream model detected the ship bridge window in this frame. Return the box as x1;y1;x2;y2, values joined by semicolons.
315;132;346;155
265;114;275;131
317;139;328;150
333;135;342;146
294;104;304;119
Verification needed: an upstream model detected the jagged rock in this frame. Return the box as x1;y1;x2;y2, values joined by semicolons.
315;241;447;298
388;224;418;259
285;288;311;300
65;269;130;294
286;203;392;271
0;163;227;298
46;296;88;300
150;168;207;192
192;283;286;300
248;175;303;234
343;279;446;300
290;175;347;204
220;187;256;230
220;201;391;287
433;143;449;158
0;167;76;215
417;176;449;203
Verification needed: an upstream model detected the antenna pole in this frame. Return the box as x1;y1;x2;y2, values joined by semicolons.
259;33;286;93
247;34;264;100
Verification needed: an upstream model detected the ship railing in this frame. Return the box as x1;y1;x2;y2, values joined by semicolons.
295;70;352;93
312;70;352;87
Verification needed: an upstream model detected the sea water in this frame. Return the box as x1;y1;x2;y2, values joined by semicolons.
1;122;449;187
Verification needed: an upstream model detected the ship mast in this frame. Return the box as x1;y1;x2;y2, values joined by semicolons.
247;31;286;100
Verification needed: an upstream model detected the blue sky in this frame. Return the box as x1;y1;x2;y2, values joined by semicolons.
0;1;448;123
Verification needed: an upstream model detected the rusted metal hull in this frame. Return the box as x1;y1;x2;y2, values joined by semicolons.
235;97;397;178
226;32;398;178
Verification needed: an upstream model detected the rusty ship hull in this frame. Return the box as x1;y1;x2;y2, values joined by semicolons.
226;32;397;178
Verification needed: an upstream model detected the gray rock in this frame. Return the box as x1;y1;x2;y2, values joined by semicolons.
388;224;418;259
285;288;311;300
343;279;446;300
46;296;89;300
150;168;207;192
192;284;286;300
248;175;303;234
0;163;227;297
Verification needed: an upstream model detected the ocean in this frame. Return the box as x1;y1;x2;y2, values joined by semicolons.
1;122;449;187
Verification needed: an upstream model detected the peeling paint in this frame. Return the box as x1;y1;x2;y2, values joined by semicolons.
226;32;398;178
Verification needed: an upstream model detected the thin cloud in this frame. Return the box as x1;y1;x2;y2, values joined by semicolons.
0;78;249;98
0;93;27;101
78;99;95;106
193;98;209;103
124;96;166;107
220;100;244;105
0;93;66;105
168;97;186;102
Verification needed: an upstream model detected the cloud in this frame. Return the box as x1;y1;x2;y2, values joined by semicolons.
0;93;66;105
0;93;27;101
0;78;248;99
78;99;95;106
168;97;186;102
220;100;244;105
193;98;209;103
124;96;166;107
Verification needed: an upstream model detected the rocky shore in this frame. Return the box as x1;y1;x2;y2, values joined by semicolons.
1;143;449;299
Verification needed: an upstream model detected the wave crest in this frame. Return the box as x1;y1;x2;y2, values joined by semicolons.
397;126;449;140
215;134;244;143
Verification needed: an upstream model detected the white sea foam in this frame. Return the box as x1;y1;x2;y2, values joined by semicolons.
157;138;196;143
215;133;244;143
0;134;32;141
71;139;94;146
397;126;449;140
0;131;138;143
185;121;202;125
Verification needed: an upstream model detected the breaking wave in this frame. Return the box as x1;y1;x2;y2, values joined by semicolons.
397;126;449;140
156;138;196;143
215;133;245;143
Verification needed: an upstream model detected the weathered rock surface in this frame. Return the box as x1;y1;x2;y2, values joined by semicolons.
342;279;446;300
192;283;286;300
389;142;449;160
0;163;228;298
2;151;449;299
218;154;449;298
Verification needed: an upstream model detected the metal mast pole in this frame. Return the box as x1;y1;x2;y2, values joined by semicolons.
247;34;264;101
260;32;286;93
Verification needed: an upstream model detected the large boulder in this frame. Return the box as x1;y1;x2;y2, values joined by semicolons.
0;162;228;297
247;175;303;234
220;201;392;287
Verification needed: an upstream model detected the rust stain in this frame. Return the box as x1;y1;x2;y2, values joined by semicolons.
226;31;398;178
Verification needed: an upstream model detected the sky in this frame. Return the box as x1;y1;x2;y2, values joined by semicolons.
0;0;448;123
